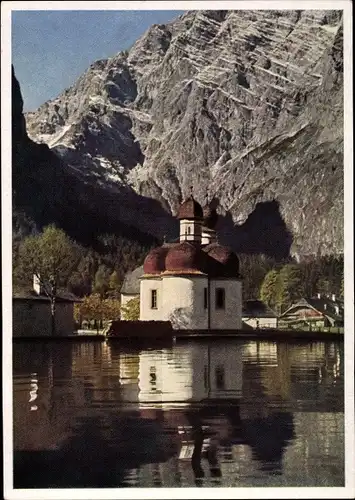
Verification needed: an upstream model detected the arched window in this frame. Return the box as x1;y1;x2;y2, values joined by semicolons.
151;289;157;309
216;288;225;309
215;365;225;389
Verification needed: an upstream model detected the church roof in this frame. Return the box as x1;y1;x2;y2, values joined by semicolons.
177;196;203;220
136;241;240;278
165;241;205;274
203;242;240;277
120;265;144;294
143;245;171;275
202;202;218;229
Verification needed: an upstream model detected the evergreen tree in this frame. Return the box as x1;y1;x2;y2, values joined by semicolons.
316;277;332;297
239;253;278;299
260;269;279;310
93;264;111;299
108;270;121;298
275;264;303;313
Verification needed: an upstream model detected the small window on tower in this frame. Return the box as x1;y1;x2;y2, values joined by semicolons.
216;288;225;309
151;289;158;309
187;226;191;235
150;366;157;391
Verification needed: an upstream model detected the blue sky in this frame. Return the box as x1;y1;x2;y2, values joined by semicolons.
12;10;184;111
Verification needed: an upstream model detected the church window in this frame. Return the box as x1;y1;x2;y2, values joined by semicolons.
204;365;209;389
215;288;225;309
215;365;225;389
204;288;208;309
187;226;191;235
151;289;157;309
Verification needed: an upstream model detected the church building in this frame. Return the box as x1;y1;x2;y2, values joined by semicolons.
135;195;242;330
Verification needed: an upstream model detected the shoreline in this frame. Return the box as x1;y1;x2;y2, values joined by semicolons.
12;329;344;342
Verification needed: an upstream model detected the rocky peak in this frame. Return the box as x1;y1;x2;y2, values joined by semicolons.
23;10;344;257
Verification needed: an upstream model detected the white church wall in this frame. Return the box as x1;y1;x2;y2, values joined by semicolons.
138;348;196;403
209;344;243;398
140;278;163;321
138;343;243;404
162;275;208;329
201;228;216;245
210;279;242;330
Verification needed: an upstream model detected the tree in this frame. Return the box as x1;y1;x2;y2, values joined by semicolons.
275;264;303;313
102;298;121;321
260;269;279;310
75;294;121;331
77;293;103;332
340;276;344;300
121;296;140;321
298;259;321;298
107;270;121;298
93;264;111;299
316;278;331;297
239;253;278;300
15;225;79;335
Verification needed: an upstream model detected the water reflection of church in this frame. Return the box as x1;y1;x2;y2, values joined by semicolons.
138;343;243;404
13;340;344;488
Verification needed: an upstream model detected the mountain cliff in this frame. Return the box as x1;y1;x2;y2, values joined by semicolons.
12;67;161;250
23;9;344;257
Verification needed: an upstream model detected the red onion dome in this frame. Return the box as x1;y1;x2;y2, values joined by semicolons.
204;242;240;277
143;246;169;274
165;241;204;273
177;196;203;220
202;204;218;229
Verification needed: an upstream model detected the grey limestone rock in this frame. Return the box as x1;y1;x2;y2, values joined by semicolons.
24;9;344;257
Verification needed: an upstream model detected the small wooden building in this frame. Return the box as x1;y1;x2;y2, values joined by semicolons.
280;297;344;329
242;300;278;329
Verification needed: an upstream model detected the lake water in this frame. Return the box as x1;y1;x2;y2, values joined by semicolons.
13;338;344;488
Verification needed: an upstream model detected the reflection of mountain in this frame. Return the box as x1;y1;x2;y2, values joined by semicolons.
13;339;344;487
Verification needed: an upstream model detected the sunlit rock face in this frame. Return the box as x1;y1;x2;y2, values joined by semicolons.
25;10;343;257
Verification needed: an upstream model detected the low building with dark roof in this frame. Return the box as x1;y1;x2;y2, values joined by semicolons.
120;265;144;319
242;300;278;329
13;277;81;337
280;296;344;328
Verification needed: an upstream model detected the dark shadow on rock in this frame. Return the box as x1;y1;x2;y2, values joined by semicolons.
215;199;293;259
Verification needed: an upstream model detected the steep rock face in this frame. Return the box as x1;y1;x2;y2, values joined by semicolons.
12;67;163;249
25;10;344;257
